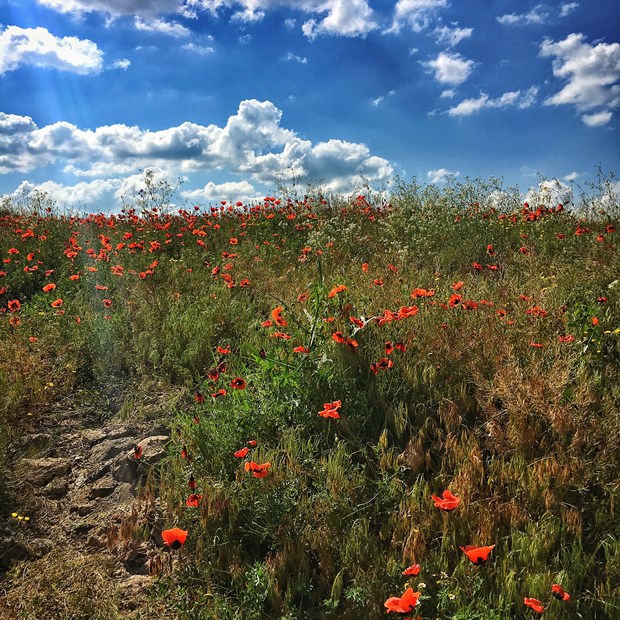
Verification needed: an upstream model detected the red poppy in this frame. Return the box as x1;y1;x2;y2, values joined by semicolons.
461;545;495;565
195;392;205;403
293;345;310;354
558;335;575;343
271;306;287;327
247;439;258;447
132;444;142;460
591;317;599;326
102;299;112;308
234;447;250;458
551;584;570;601
162;527;188;550
186;493;202;507
51;299;63;308
212;388;227;398
395;342;407;352
231;377;246;390
411;288;435;298
384;587;421;614
362;263;369;272
524;597;544;614
453;281;464;291
332;331;346;344
271;331;291;340
42;283;56;292
7;299;20;312
385;342;394;355
181;446;191;461
297;292;309;302
328;284;348;298
244;461;270;478
188;475;196;490
431;489;461;511
449;293;462;308
402;564;421;576
319;400;341;419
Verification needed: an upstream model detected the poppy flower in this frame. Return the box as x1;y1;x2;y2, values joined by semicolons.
524;597;544;614
231;377;246;390
234;447;250;458
431;489;461;511
195;392;205;404
212;388;227;398
51;299;63;308
132;444;142;460
384;587;421;613
328;284;347;298
453;281;464;291
42;283;56;292
297;292;309;302
102;299;112;308
461;545;495;565
558;335;575;343
551;584;570;601
7;300;20;312
271;306;287;327
592;317;599;326
186;493;202;508
319;400;341;419
181;446;191;461
449;294;462;308
188;475;196;490
402;564;421;576
247;439;258;447
162;527;188;550
293;345;310;354
244;461;270;478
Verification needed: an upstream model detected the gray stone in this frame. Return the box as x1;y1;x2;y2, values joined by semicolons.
81;429;107;445
0;537;32;569
91;439;126;463
136;435;169;465
89;476;116;499
29;538;53;556
22;457;71;486
112;455;138;484
40;478;68;498
106;427;135;441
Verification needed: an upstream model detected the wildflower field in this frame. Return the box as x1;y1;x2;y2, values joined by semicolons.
0;177;619;619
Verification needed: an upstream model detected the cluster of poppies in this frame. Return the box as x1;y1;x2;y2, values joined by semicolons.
384;489;571;615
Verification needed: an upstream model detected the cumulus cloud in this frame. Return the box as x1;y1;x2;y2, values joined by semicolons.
0;99;392;190
560;2;579;17
433;24;472;48
540;33;620;126
284;52;307;63
133;17;190;37
389;0;448;33
110;58;131;70
427;168;459;183
423;52;473;85
448;86;539;116
9;178;122;209
301;0;377;39
524;179;573;208
182;42;214;54
182;180;259;202
0;25;104;75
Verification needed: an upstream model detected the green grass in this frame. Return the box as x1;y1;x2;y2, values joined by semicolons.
1;176;619;618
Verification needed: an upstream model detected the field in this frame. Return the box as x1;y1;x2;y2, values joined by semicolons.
0;176;619;619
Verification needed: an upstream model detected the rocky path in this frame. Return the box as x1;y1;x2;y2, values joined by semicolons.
0;401;177;619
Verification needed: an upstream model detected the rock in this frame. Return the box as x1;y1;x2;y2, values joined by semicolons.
29;538;53;556
87;462;112;483
0;537;32;569
81;429;106;445
89;476;116;499
112;455;138;484
86;534;106;549
90;439;126;463
70;503;94;516
136;435;169;465
40;478;68;498
15;433;51;453
106;427;135;441
22;457;71;486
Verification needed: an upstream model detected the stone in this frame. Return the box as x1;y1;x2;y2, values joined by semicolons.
89;476;116;499
106;427;135;441
90;439;126;463
22;457;71;486
41;478;68;498
0;537;32;569
112;455;138;484
70;503;94;516
29;538;53;556
81;429;106;445
136;435;169;465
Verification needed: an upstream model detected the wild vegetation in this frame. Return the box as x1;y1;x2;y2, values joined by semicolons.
0;175;619;619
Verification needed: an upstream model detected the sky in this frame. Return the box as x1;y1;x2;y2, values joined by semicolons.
0;0;619;211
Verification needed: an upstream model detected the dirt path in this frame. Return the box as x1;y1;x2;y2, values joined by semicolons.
0;399;177;619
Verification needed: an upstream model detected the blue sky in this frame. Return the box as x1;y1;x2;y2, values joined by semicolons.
0;0;619;211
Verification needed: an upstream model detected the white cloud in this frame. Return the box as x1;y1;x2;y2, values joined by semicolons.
428;168;459;183
9;178;122;209
134;17;190;37
581;111;613;127
0;100;392;190
497;5;549;26
524;179;573;208
540;33;620;125
371;96;384;107
423;52;473;85
440;89;455;98
433;24;473;48
285;51;307;63
389;0;448;33
182;42;214;54
110;58;131;70
563;171;580;181
301;0;376;39
448;86;539;116
560;2;579;17
182;180;258;202
0;25;104;75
